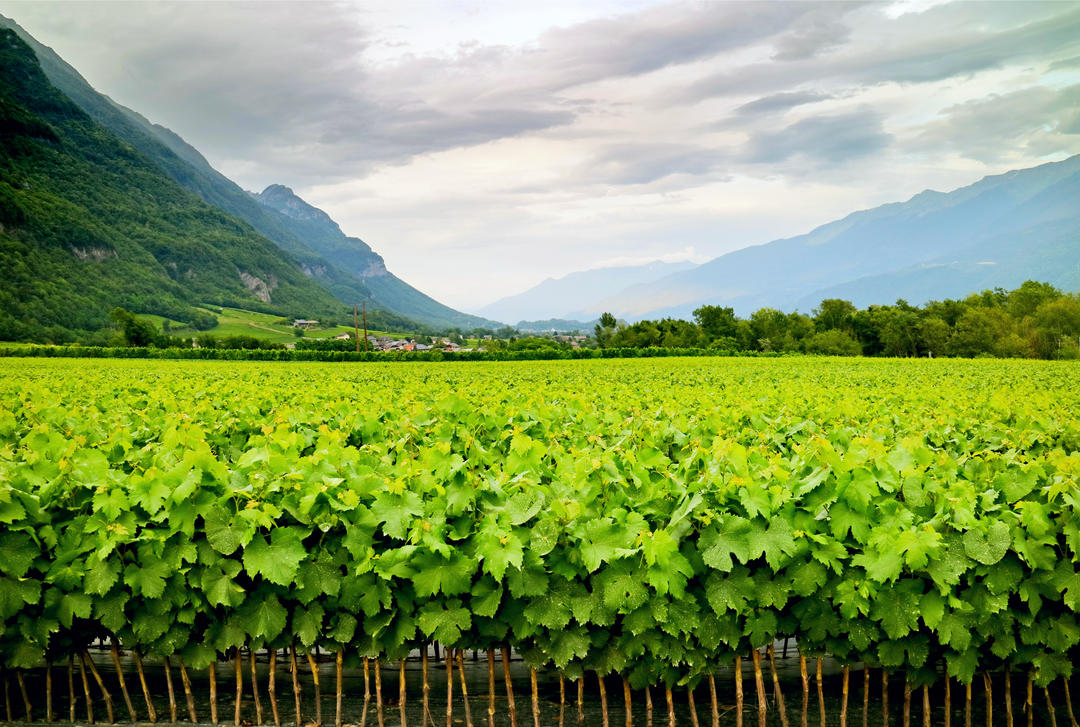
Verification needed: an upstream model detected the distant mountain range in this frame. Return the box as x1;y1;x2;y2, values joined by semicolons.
0;14;497;332
495;154;1080;321
475;260;694;324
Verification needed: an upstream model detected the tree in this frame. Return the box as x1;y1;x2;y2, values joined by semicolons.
110;307;159;347
594;312;618;348
813;299;857;332
804;329;861;356
693;305;737;340
1008;280;1061;319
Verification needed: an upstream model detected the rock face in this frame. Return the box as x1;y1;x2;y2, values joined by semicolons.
253;184;502;329
239;271;277;303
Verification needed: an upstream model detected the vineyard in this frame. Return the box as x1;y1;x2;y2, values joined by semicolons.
1;356;1079;727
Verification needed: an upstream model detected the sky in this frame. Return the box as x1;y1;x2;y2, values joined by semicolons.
2;0;1079;311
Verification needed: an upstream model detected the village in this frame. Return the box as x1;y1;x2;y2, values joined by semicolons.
290;319;588;352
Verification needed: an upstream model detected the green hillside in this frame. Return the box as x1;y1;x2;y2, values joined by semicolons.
0;29;348;342
0;14;498;331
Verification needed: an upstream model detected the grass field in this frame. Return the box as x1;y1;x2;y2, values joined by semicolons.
147;306;408;344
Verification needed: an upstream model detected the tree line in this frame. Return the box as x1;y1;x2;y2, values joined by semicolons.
594;281;1080;359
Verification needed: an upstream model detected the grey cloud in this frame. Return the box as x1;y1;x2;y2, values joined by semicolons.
741;109;893;165
734;91;834;116
684;3;1080;100
910;84;1080;163
771;6;856;61
584;143;727;185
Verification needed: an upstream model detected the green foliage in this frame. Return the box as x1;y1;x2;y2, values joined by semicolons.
1;355;1079;687
0;29;350;343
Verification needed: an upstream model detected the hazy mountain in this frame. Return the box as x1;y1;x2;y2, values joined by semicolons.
597;154;1080;320
0;29;345;340
253;185;500;330
475;260;695;323
0;13;493;331
514;318;598;333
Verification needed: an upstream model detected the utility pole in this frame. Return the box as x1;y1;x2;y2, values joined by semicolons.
353;305;360;353
362;303;370;352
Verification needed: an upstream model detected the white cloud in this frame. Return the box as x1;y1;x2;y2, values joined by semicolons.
2;0;1079;309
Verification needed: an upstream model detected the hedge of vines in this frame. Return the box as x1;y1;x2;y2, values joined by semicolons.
2;356;1079;695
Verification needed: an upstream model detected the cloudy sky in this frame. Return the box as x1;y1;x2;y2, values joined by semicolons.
3;1;1079;310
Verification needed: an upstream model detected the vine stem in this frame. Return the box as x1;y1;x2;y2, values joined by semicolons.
883;671;890;727
336;652;344;727
530;668;540;727
78;651;95;724
751;648;767;727
623;676;633;727
289;647;300;727
944;676;951;727
502;646;517;727
560;675;566;727
83;649;116;723
688;685;701;727
645;686;653;727
68;655;78;724
486;650;496;727
1064;678;1078;727
708;675;719;727
1005;668;1012;727
47;661;54;723
269;650;280;727
598;673;609;727
964;680;971;727
665;686;675;727
445;648;453;727
1046;687;1059;727
983;673;992;727
767;645;789;727
111;641;138;722
902;673;911;727
375;658;384;727
163;656;178;724
235;649;244;727
457;649;473;727
178;659;197;724
399;658;407;727
423;647;431;727
578;678;585;725
863;666;870;727
306;651;322;727
210;660;219;726
921;684;930;727
1025;675;1033;727
251;649;264;726
816;658;825;727
801;654;809;727
359;658;370;727
3;667;12;723
133;652;156;723
16;670;31;723
735;656;743;727
841;666;849;727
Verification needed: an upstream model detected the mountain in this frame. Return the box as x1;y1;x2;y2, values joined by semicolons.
253;185;499;330
475;260;695;323
515;318;597;333
0;13;492;332
595;155;1080;320
0;28;348;341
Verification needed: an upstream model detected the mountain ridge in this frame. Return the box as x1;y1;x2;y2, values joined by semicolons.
0;28;347;341
583;154;1080;320
0;13;495;331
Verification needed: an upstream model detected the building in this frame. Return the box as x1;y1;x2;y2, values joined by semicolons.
292;319;319;328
